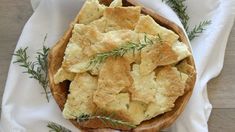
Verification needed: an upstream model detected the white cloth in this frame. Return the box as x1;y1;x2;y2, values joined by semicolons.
1;0;235;131
30;0;42;10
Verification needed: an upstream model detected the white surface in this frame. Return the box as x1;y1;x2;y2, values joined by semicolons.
30;0;42;11
0;0;235;131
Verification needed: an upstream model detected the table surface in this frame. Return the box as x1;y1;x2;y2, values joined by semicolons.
0;0;234;131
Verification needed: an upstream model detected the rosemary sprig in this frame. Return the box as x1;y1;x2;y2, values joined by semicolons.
77;114;136;128
88;35;160;67
163;0;211;41
188;20;211;40
163;0;189;31
13;44;50;102
47;122;71;132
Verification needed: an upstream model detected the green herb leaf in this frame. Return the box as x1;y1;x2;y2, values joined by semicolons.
77;113;136;128
188;20;211;41
88;35;161;68
163;0;211;41
47;122;71;132
13;35;50;102
163;0;189;31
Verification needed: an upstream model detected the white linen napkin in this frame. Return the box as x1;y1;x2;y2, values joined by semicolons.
30;0;42;10
0;0;234;132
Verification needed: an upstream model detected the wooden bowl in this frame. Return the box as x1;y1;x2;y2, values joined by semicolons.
48;0;196;131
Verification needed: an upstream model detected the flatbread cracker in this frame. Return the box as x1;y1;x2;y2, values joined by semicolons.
135;15;179;44
93;57;132;107
54;68;75;84
63;73;98;119
77;0;106;24
144;66;188;119
90;6;141;32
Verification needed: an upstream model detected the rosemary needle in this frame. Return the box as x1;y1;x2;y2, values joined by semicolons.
47;122;71;132
163;0;211;41
13;46;50;102
188;20;211;40
88;35;161;68
163;0;189;31
77;114;136;128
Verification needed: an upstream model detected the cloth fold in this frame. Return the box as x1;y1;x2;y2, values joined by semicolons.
1;0;235;131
